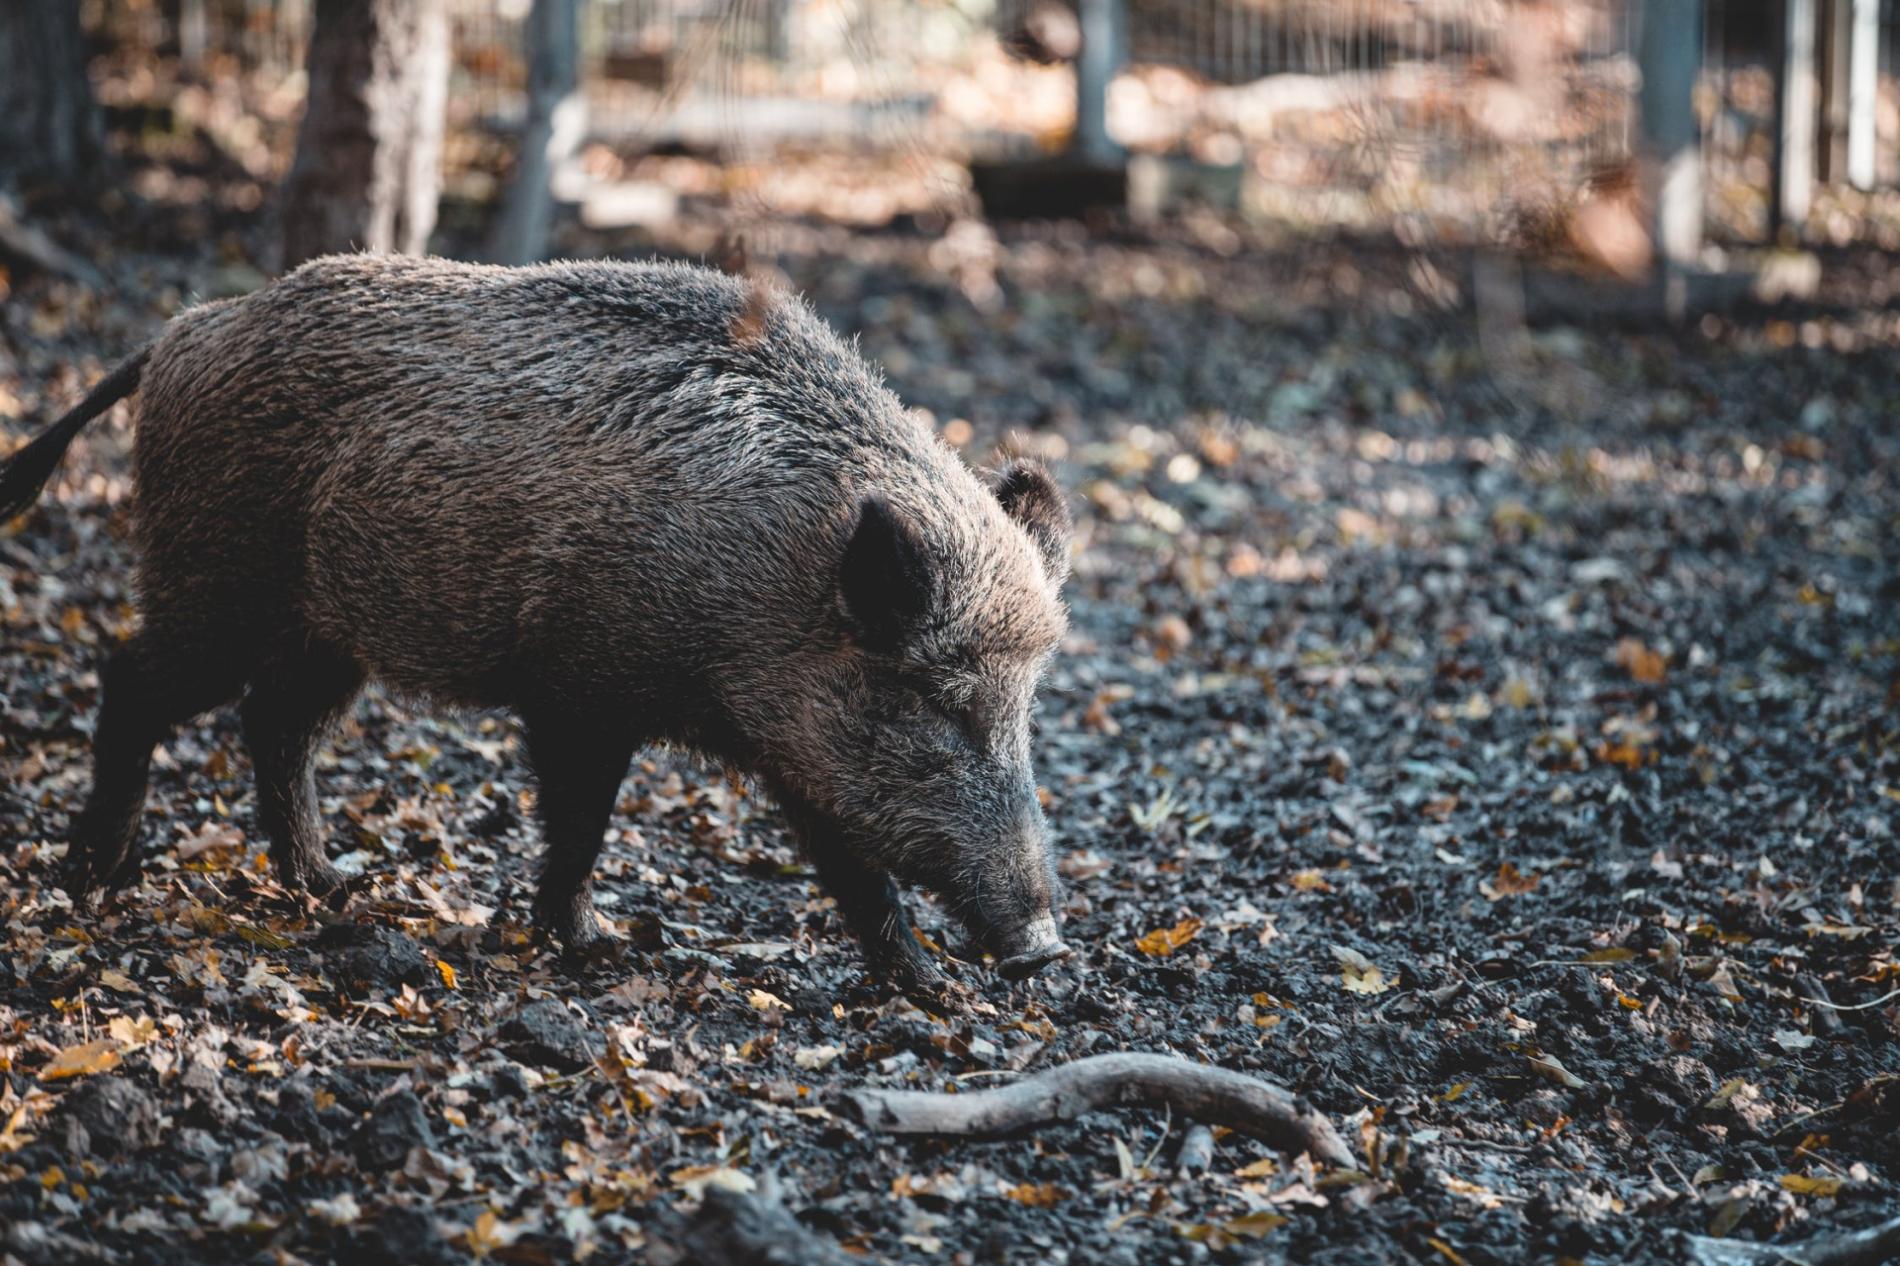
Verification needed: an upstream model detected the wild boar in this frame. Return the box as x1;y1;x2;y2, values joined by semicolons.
0;254;1075;1006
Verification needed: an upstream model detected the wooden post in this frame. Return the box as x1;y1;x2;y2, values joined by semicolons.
1772;0;1817;235
1846;0;1878;190
1638;0;1702;308
179;0;208;76
1072;0;1124;165
1817;0;1850;183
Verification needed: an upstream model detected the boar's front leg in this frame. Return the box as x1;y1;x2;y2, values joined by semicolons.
777;796;971;1012
240;643;365;899
523;712;636;964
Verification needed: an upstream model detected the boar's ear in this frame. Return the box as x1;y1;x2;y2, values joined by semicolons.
840;494;932;652
993;459;1072;585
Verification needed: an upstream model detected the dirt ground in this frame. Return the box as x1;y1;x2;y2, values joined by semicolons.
2;164;1899;1265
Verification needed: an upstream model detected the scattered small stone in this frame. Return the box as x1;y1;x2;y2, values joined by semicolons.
318;924;434;992
496;1000;600;1073
351;1089;436;1173
58;1076;162;1158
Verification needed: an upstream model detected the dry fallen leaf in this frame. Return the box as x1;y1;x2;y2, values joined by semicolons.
794;1044;841;1071
38;1039;123;1082
1136;917;1204;958
1614;636;1667;684
462;1209;522;1258
746;989;791;1012
1289;868;1333;892
1333;945;1395;995
669;1164;756;1196
1479;862;1539;901
1177;1210;1287;1248
106;1015;157;1048
1778;1174;1843;1197
1442;1175;1504;1209
1527;1053;1586;1089
1001;1182;1066;1206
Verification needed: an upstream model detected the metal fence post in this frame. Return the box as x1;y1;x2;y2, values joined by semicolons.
1639;0;1703;297
1073;0;1125;165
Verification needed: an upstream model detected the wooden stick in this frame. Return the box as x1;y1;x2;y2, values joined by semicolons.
1686;1213;1900;1266
1175;1122;1216;1176
840;1053;1354;1168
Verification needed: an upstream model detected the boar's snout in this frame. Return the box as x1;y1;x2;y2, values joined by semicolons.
990;912;1071;980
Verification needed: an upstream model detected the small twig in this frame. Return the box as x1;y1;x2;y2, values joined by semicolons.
1140;1104;1173;1173
840;1052;1354;1168
1430;1136;1541;1155
1801;986;1900;1014
346;1058;418;1072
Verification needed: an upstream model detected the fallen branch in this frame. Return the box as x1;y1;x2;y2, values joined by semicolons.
1685;1214;1900;1266
840;1052;1354;1168
0;196;103;288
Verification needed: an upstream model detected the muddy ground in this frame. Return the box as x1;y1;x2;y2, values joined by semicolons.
2;170;1899;1265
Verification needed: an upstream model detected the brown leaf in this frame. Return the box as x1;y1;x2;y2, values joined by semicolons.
1479;862;1539;901
1613;637;1667;684
38;1039;123;1082
1135;917;1204;958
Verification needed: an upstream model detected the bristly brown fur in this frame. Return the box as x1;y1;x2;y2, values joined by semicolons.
42;253;1074;1005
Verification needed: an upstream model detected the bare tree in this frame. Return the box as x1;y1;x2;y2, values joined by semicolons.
0;0;102;190
280;0;450;269
488;0;587;265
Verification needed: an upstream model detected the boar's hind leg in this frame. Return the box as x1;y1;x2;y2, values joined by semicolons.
524;714;636;963
65;636;246;896
239;643;364;899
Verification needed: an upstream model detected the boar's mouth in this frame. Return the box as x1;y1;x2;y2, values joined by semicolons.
987;912;1072;980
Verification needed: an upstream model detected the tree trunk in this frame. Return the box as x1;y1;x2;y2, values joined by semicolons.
0;0;103;191
280;0;450;269
487;0;586;265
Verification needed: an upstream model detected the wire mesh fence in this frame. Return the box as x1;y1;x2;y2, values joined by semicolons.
82;0;1900;246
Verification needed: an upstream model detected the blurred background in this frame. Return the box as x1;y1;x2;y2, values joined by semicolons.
4;0;1897;292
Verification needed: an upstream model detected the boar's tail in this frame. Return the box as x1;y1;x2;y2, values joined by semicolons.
0;347;148;524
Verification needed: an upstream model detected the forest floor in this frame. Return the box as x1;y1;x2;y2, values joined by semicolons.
2;159;1899;1266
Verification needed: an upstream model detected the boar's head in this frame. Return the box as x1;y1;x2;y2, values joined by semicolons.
760;458;1074;980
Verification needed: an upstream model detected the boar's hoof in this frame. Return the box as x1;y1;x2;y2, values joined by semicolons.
61;846;140;907
295;864;358;909
879;958;975;1015
905;973;978;1016
557;932;625;974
